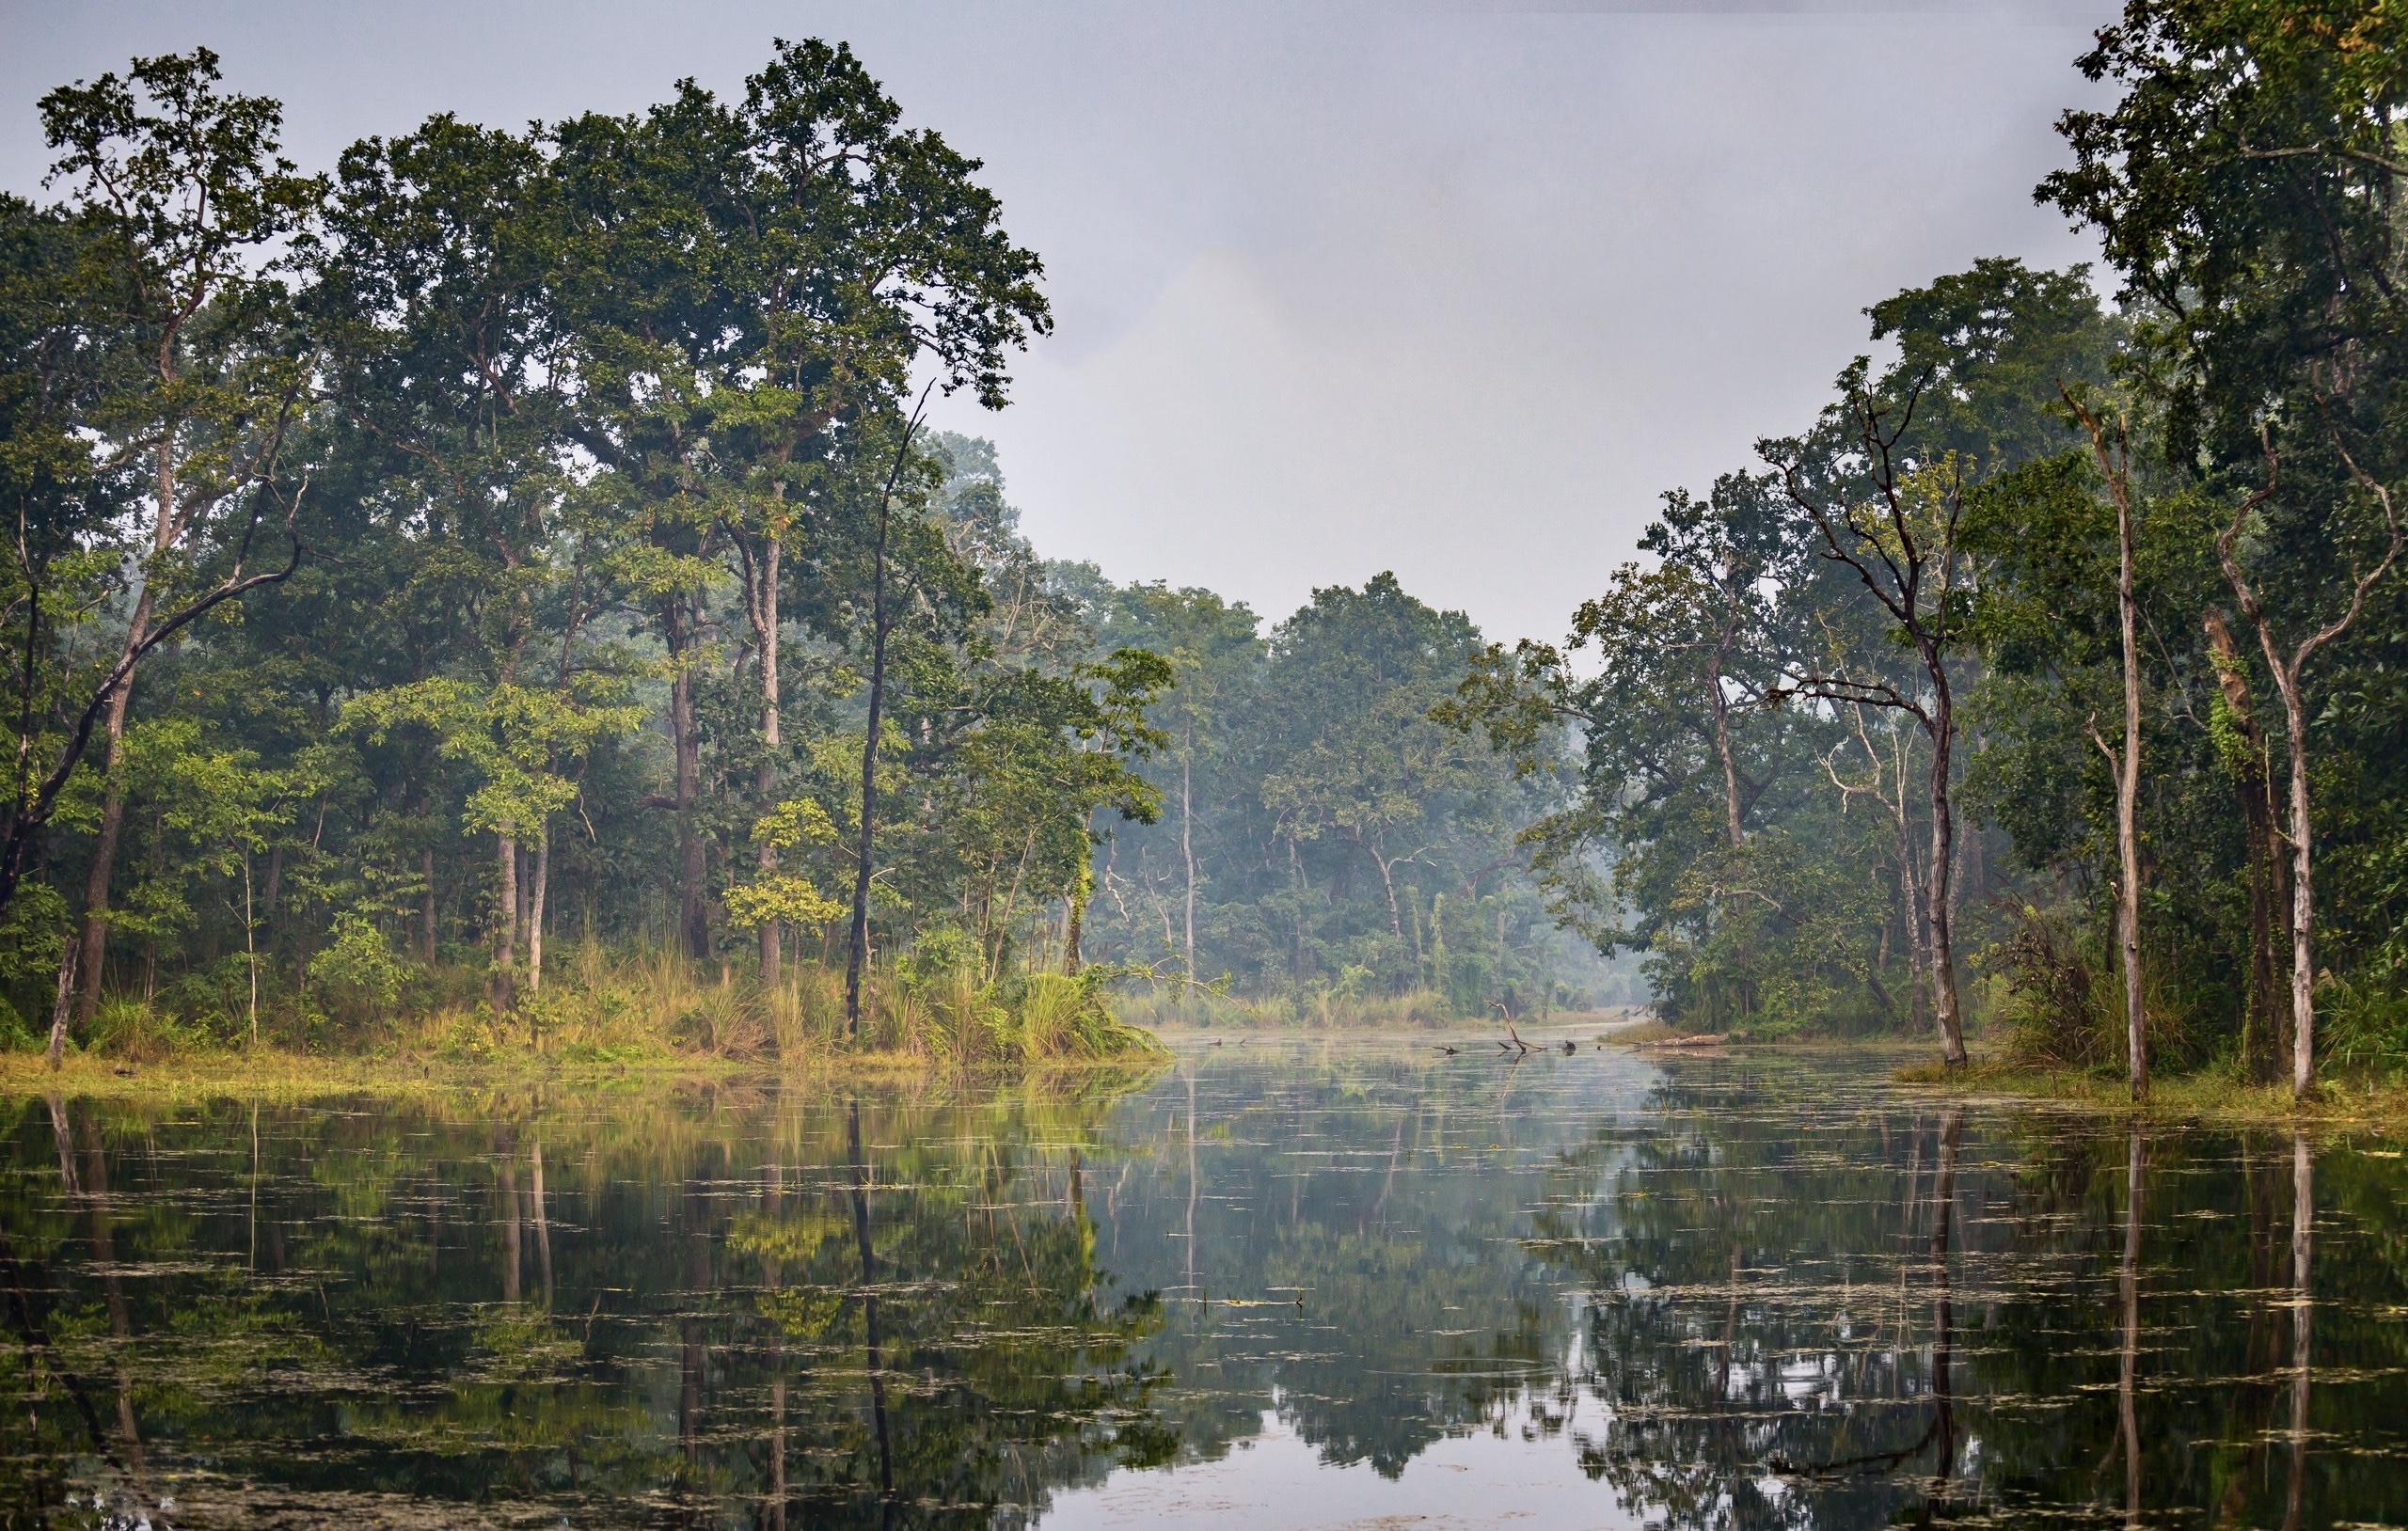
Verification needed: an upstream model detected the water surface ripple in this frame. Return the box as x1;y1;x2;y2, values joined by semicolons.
3;1037;2402;1527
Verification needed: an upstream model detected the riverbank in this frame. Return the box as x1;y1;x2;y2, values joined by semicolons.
6;945;1168;1094
1892;1055;2408;1126
0;1037;1174;1102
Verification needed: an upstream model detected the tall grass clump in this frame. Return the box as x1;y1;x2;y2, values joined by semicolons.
12;929;1164;1074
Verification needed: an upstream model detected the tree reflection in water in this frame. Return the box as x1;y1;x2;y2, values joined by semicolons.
2;1048;2403;1528
0;1076;1176;1527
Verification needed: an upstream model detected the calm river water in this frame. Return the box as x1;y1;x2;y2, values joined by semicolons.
4;1036;2405;1528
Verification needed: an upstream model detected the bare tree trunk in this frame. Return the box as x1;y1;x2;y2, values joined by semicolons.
2275;682;2316;1100
42;934;77;1071
2114;519;2147;1100
848;407;928;1039
1924;658;1968;1067
528;830;547;996
748;532;784;987
1710;657;1741;849
66;668;141;1029
421;845;438;964
2206;611;2286;1084
2073;400;2148;1098
845;568;887;1042
667;599;709;963
493;829;517;1011
1180;737;1196;1002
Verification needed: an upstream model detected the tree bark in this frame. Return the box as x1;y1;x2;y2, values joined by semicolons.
667;599;709;962
421;845;439;964
493;829;517;1011
1923;652;1969;1067
2275;679;2316;1100
527;830;548;996
845;511;892;1040
58;403;181;1027
745;530;784;987
2073;398;2147;1098
1710;644;1742;849
1180;737;1197;1002
2113;482;2147;1100
847;407;928;1038
66;664;142;1029
2206;610;2286;1085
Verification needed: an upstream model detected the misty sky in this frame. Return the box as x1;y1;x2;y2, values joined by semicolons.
1;1;2119;641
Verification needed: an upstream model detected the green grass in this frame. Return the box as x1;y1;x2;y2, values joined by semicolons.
3;941;1166;1096
1890;1055;2408;1126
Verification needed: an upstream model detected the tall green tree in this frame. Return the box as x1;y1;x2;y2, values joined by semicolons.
2043;0;2408;1095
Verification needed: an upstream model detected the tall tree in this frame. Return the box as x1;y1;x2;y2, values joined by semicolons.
34;50;318;1047
2043;0;2408;1095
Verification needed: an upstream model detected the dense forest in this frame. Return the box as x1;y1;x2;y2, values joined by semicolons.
0;40;1608;1068
1447;1;2408;1096
5;0;2406;1097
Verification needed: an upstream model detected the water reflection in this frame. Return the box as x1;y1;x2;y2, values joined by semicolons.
2;1046;2405;1527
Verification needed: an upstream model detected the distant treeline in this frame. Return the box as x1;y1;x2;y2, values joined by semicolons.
1446;0;2408;1095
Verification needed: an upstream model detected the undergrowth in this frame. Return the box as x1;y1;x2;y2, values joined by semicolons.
5;938;1165;1075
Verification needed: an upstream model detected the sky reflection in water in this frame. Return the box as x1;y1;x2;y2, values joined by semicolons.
4;1038;2405;1528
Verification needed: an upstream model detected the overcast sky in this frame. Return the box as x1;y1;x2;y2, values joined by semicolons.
1;1;2119;642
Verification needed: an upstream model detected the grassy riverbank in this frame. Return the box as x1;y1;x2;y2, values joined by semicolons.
1893;1056;2408;1126
4;943;1165;1095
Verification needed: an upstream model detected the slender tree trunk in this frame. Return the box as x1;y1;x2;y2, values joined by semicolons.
421;845;438;964
846;526;892;1040
1710;655;1741;849
42;937;77;1070
752;533;783;987
2206;611;2286;1084
2264;667;2317;1098
528;830;548;996
1923;656;1968;1067
667;600;709;962
493;829;518;1011
1180;737;1196;1002
845;408;930;1037
61;505;167;1029
1065;848;1088;976
245;854;258;1047
67;666;141;1029
2112;474;2147;1099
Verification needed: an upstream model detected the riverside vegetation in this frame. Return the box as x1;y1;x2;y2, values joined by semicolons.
1443;0;2408;1104
8;2;2408;1103
0;39;1623;1081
